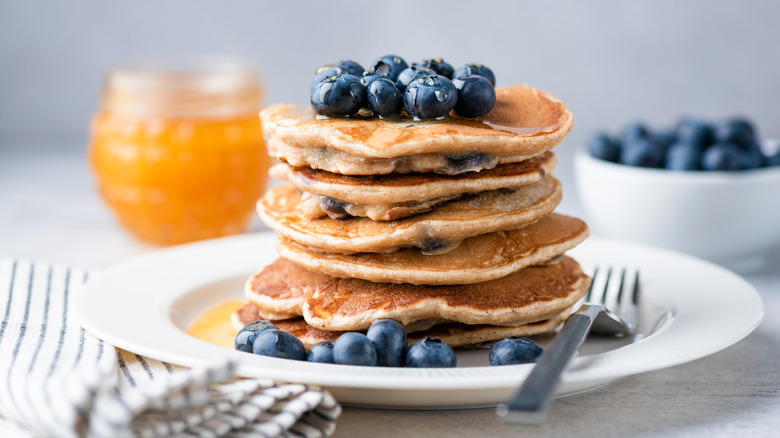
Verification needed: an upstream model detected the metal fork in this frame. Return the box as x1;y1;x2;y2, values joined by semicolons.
496;266;640;425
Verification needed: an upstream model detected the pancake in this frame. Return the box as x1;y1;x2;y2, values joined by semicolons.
271;152;557;221
298;189;462;221
268;137;533;175
244;257;589;331
261;84;573;175
277;213;589;285
298;190;462;221
232;302;573;349
257;175;562;254
269;151;556;205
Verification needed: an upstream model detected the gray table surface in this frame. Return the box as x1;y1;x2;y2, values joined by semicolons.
2;144;778;438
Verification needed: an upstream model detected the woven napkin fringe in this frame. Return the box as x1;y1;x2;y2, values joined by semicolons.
0;259;340;438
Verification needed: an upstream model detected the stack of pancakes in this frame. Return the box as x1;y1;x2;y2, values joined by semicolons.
233;84;591;349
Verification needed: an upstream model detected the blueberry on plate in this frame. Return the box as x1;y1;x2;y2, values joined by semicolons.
366;319;407;367
310;74;367;117
676;118;715;147
587;132;621;163
489;337;543;366
453;63;495;87
333;332;377;366
252;329;306;361
714;117;755;148
405;337;457;368
403;75;458;119
369;55;408;81
366;78;403;117
702;142;742;171
413;59;454;79
307;340;336;364
235;320;278;353
665;141;702;171
395;66;435;92
452;75;496;118
620;137;665;168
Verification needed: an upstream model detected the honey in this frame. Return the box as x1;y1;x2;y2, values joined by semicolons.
186;300;245;349
89;57;270;245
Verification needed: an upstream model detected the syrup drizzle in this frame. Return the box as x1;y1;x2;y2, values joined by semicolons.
280;107;559;137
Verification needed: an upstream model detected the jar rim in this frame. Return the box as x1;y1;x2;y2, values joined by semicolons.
107;54;261;94
101;54;263;118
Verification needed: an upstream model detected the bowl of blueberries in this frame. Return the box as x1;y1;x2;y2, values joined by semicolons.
575;117;780;272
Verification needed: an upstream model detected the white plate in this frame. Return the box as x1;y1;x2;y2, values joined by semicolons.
74;233;763;408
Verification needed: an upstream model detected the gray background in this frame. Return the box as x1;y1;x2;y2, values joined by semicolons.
2;0;780;202
2;4;780;437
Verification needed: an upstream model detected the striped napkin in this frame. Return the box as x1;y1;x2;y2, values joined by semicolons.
0;259;340;438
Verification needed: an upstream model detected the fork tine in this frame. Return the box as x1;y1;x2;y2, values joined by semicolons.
614;267;627;307
601;267;623;317
599;266;614;305
620;269;640;333
584;266;599;302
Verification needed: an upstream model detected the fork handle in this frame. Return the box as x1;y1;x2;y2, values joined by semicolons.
497;304;602;425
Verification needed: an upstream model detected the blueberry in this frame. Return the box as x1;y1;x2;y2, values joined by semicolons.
665;141;702;171
252;329;306;361
652;129;678;151
768;151;780;167
366;77;404;117
452;75;496;118
714;117;755;148
360;71;388;87
403;75;458;119
395;66;435;92
333;332;377;366
620;121;650;145
676;118;715;147
366;319;407;367
334;60;365;77
414;59;455;79
319;196;348;219
311;74;367;117
453;64;496;87
420;237;452;254
701;142;742;171
312;61;364;91
307;340;336;364
313;64;340;79
740;141;767;169
311;67;341;94
587;132;621;162
489;337;543;366
444;153;489;174
369;55;408;81
405;337;457;368
620;137;665;168
235;320;278;353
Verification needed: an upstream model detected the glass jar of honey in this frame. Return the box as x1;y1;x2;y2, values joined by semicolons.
89;56;270;245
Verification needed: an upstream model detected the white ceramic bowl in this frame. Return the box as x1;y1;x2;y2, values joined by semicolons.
574;148;780;271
